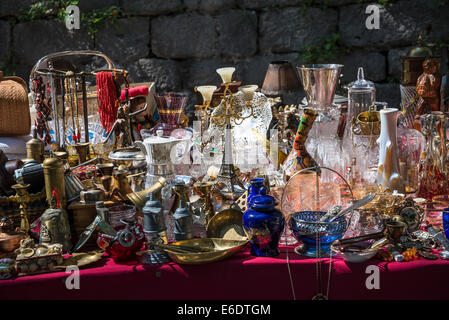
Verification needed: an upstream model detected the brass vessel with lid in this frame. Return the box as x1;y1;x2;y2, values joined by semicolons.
26;129;45;163
43;156;66;208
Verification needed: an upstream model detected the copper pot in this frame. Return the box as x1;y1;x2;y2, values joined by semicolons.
0;232;24;252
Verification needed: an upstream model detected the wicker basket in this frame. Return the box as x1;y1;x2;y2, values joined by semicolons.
0;71;31;136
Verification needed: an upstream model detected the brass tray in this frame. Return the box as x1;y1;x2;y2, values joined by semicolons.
206;209;247;241
166;238;248;265
55;250;104;270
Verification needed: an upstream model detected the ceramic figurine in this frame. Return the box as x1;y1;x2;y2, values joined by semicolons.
416;57;441;116
376;108;405;193
243;195;285;257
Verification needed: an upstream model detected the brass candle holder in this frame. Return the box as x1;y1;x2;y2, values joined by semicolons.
193;181;216;225
11;183;31;235
195;68;258;197
74;142;90;164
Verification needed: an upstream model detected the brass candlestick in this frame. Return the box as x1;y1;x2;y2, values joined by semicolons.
11;184;31;235
74;142;90;164
194;181;215;225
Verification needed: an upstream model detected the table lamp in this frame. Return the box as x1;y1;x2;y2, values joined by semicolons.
261;61;300;96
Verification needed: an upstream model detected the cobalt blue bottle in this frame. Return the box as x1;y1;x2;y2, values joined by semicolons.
243;195;285;257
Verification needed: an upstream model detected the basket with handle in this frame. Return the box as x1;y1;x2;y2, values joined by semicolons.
0;71;31;136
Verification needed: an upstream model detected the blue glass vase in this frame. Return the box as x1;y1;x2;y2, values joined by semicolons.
243;195;285;257
247;178;267;205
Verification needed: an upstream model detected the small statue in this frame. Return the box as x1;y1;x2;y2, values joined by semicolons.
110;168;134;202
416;58;441;116
39;192;72;251
103;101;148;148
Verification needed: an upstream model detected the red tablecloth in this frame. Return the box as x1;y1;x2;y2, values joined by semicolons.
1;245;449;300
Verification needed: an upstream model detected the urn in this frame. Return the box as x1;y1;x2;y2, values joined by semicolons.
243;195;285;257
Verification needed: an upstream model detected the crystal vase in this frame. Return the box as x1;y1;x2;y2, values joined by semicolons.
151;93;187;137
417;112;449;199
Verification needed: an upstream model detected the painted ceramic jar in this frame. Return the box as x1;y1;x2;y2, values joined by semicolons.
243;195;285;257
247;178;268;205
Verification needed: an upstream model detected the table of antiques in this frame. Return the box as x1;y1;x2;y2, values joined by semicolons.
1;48;449;300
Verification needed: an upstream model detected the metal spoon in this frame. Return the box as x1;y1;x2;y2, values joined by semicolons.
328;193;376;222
318;205;342;222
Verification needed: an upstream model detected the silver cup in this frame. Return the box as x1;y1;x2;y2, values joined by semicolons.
297;64;343;112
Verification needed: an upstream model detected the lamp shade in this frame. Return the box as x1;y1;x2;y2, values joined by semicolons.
261;61;300;95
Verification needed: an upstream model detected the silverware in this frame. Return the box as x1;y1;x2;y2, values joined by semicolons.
328;193;376;222
318;205;342;222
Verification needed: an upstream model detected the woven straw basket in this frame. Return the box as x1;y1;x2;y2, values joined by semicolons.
0;71;31;136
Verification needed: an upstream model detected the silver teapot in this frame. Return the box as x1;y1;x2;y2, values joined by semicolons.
134;130;191;186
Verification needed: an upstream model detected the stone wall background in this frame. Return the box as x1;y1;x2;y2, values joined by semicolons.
1;0;449;119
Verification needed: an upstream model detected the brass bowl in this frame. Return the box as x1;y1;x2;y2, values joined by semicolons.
352;110;380;135
0;233;25;253
206;209;247;240
166;238;248;265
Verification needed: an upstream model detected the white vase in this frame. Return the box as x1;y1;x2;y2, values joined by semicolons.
376;108;405;193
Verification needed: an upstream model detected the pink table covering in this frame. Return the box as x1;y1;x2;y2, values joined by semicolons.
1;245;449;300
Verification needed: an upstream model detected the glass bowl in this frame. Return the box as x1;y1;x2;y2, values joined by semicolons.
289;211;347;258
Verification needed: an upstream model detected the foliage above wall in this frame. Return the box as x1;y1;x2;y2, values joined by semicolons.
18;0;123;40
300;33;348;64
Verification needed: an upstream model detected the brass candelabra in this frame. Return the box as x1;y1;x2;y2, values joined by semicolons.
195;68;258;198
196;82;258;127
